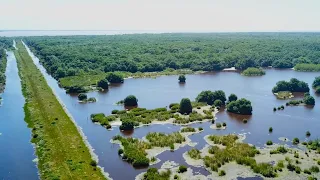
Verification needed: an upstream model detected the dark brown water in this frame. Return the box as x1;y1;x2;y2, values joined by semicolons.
0;51;38;179
24;43;320;179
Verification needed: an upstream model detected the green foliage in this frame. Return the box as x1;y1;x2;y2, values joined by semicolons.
272;78;309;93
269;127;273;132
198;127;203;131
178;165;187;173
120;120;137;131
205;135;274;177
228;93;238;102
106;72;124;83
143;168;171;180
313;76;320;88
187;148;201;159
97;78;109;89
304;93;315;105
179;98;192;114
213;100;223;107
216;123;222;128
146;132;185;147
266;140;273;146
270;146;288;154
178;75;186;83
306;131;311;137
295;63;320;72
0;49;7;93
180;127;196;133
310;166;320;173
316;86;320;94
293;138;300;145
78;93;87;101
227;98;253;115
242;67;265;76
196;90;226;105
218;170;226;176
287;99;304;106
124;95;138;106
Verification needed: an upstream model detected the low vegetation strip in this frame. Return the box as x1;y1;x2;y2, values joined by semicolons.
294;63;320;72
14;41;105;180
0;49;7;93
241;67;265;76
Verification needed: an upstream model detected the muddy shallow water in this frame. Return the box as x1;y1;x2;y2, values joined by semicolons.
23;43;320;179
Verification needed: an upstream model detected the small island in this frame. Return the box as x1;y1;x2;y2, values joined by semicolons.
272;78;309;99
178;75;186;83
77;93;96;103
241;67;265;76
312;76;320;94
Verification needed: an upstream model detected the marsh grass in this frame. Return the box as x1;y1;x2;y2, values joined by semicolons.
187;148;201;159
204;135;276;177
181;127;196;133
113;132;186;167
143;168;171;180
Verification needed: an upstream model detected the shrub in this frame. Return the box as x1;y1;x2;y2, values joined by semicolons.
216;123;222;128
214;99;223;107
178;75;186;83
78;93;87;101
253;163;277;177
313;76;320;88
178;165;187;173
187;148;201;159
111;109;119;114
304;94;315;105
242;67;265;76
118;149;124;155
269;127;273;132
106;72;124;83
310;165;319;173
306;131;311;137
174;175;179;179
180;127;196;133
243;119;248;123
266;140;273;146
119;120;136;130
97;79;109;89
222;122;227;127
304;169;311;174
198;127;203;131
151;156;156;162
90;160;97;167
179;98;192;114
124;95;138;106
218;170;226;176
295;166;301;174
273;107;277;111
226;98;252;115
228;93;238;102
293;138;300;145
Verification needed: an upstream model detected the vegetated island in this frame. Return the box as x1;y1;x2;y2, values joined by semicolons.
24;33;320;92
285;92;315;106
137;134;320;180
111;129;200;168
312;76;320;94
241;67;266;76
272;78;309;99
14;41;106;179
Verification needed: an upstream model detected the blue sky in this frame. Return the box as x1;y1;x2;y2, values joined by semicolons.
1;0;320;32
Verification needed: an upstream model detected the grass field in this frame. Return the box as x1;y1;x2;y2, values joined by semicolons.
14;41;106;180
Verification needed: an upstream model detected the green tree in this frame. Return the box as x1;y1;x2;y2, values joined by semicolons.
214;100;223;107
78;93;87;101
106;72;124;83
178;75;186;83
213;90;226;104
196;90;215;105
124;95;138;106
304;95;315;105
313;76;320;88
97;79;109;89
228;93;238;102
227;98;253;115
179;98;192;114
120;119;135;130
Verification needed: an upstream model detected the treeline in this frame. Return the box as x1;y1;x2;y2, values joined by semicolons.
23;33;320;80
0;38;12;92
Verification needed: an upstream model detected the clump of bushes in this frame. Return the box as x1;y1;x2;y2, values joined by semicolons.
270;146;288;154
78;93;87;101
120;120;138;131
241;67;265;76
266;140;273;146
227;98;252;115
306;131;311;137
293;138;300;145
178;75;186;83
187;148;201;159
218;170;226;176
198;127;203;131
106;72;124;83
124;95;138;106
180;127;195;133
272;78;309;93
269;127;273;133
216;123;222;128
97;79;109;89
179;98;192;114
196;90;226;105
178;165;187;173
143;168;171;179
243;119;248;123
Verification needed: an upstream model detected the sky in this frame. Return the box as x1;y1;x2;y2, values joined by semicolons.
1;0;320;32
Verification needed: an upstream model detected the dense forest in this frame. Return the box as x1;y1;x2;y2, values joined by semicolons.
24;33;320;81
0;38;13;92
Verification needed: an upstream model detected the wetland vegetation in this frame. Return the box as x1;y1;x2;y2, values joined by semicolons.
241;67;266;76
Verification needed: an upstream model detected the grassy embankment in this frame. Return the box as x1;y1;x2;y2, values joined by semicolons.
14;41;106;180
0;49;7;93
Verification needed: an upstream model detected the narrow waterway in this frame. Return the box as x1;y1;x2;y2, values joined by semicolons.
0;51;38;179
23;42;320;179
